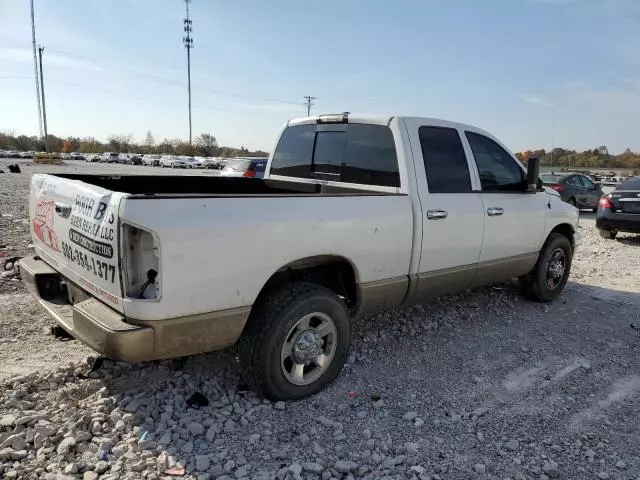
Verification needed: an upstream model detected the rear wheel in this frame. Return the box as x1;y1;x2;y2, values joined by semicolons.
599;230;617;240
238;282;351;400
519;233;573;302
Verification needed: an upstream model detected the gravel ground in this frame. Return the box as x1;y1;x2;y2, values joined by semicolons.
1;159;639;480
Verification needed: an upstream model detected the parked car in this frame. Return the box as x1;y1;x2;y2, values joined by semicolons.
142;154;161;167
85;154;101;162
160;155;186;168
200;157;221;169
20;114;579;400
0;150;6;158
126;154;142;165
596;176;640;239
6;150;21;158
182;156;200;168
101;152;120;163
540;173;603;211
20;151;36;159
219;157;268;178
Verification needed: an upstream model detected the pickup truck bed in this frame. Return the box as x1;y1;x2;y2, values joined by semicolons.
51;174;397;197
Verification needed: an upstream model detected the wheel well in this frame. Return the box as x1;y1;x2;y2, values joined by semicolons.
254;256;358;310
549;223;575;249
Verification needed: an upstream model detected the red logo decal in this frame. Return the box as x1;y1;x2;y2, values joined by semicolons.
33;199;60;252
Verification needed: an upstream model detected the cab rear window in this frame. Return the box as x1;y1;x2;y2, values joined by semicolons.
270;124;400;187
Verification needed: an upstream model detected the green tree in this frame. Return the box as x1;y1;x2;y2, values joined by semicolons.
195;133;218;156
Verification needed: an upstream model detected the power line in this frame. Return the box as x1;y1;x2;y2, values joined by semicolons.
43;77;295;116
303;96;316;116
41;46;302;106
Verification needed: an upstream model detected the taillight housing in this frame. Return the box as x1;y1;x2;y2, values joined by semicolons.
549;184;564;192
122;224;160;300
243;170;256;178
598;196;613;209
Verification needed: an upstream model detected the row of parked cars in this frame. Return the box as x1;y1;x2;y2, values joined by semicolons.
85;152;269;178
540;171;640;240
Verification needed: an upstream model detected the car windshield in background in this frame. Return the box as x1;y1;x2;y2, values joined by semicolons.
541;174;564;184
224;159;252;171
617;176;640;190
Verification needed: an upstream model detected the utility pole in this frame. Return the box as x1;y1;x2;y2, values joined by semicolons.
30;0;43;140
38;46;48;152
303;96;316;116
183;0;194;145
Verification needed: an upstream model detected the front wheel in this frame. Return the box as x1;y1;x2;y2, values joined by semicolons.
568;197;577;207
238;282;351;400
519;233;573;302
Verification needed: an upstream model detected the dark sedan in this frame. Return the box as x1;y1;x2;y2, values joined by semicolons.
540;173;604;211
596;176;640;239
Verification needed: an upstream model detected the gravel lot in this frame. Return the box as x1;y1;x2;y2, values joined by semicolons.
1;159;639;480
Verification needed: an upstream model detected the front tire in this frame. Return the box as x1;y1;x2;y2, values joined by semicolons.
518;233;573;302
599;230;617;240
238;282;351;400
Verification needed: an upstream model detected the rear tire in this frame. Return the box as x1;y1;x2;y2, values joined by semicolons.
599;230;617;240
519;233;573;303
238;282;351;400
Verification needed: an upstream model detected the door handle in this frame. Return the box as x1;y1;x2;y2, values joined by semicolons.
487;207;504;216
55;202;72;218
426;209;448;220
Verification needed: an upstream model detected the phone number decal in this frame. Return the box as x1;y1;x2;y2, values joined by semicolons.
61;241;116;283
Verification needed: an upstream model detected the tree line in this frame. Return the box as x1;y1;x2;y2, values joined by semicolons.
0;130;269;158
515;145;640;172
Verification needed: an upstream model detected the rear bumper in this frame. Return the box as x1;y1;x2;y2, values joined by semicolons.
20;256;250;362
20;256;154;362
596;209;640;233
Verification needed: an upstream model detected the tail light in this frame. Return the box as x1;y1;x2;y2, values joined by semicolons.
598;196;613;209
549;184;564;192
122;224;160;300
243;170;256;178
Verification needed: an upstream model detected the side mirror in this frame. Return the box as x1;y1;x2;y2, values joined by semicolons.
526;156;540;193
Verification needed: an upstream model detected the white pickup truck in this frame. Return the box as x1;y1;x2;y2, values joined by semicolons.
20;114;579;400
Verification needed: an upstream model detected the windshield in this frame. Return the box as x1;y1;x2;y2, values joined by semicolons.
224;159;251;171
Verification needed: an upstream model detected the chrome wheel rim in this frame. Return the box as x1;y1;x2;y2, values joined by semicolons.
546;248;566;289
280;312;337;386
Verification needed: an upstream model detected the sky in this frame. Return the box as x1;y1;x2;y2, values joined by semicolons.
0;0;639;153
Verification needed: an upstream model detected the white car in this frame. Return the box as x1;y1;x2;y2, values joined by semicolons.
160;155;186;168
20;113;578;400
142;154;161;167
182;156;200;169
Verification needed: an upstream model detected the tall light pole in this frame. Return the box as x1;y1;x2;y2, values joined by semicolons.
183;0;194;145
30;0;43;140
304;96;316;116
38;46;48;152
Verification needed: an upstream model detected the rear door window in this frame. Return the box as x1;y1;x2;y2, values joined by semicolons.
419;126;471;193
567;176;582;187
270;123;399;187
